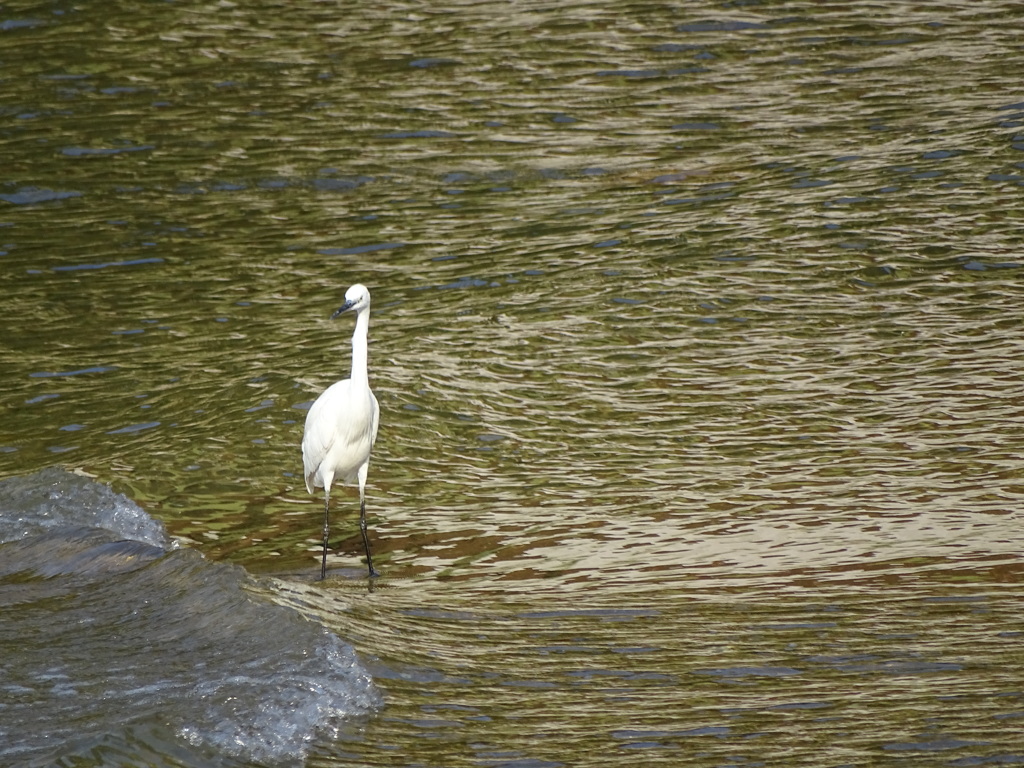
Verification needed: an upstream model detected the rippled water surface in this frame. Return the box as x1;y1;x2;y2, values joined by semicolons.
2;0;1024;765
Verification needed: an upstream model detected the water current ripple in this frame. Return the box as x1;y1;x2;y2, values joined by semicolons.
3;0;1024;765
0;469;378;767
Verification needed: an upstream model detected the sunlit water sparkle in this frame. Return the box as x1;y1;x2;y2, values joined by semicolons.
2;0;1024;765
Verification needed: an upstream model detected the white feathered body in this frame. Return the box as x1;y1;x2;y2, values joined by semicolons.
302;378;379;493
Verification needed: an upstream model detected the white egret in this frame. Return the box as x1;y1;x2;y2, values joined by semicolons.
301;283;380;580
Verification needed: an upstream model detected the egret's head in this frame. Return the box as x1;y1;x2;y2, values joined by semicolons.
331;283;371;318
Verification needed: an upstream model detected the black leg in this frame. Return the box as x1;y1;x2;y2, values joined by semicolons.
320;494;330;581
360;497;379;578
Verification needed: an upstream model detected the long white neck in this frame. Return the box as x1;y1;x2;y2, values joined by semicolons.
349;309;370;386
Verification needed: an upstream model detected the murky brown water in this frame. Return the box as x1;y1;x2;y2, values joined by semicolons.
2;0;1024;765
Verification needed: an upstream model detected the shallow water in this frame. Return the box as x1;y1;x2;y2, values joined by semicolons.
0;469;376;767
2;0;1024;765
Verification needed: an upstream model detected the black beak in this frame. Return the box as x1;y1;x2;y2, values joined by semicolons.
330;299;356;319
